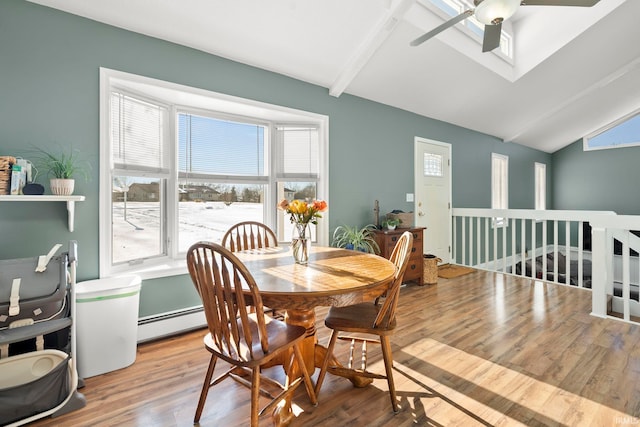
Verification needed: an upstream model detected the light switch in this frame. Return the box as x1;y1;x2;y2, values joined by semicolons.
406;193;414;202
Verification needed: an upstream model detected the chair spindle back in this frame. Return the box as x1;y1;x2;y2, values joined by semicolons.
222;221;278;252
373;231;413;329
187;242;269;362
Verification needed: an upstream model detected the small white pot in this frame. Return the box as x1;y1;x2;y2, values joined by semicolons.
50;178;75;196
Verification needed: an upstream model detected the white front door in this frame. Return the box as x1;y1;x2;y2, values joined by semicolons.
414;138;452;264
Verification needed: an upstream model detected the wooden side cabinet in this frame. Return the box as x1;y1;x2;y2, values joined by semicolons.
373;227;425;285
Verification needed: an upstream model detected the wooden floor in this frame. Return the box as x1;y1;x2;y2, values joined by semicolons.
31;270;640;426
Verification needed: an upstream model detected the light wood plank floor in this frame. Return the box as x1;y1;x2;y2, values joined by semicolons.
31;270;640;426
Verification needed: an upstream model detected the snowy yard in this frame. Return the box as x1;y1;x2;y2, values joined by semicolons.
112;201;262;263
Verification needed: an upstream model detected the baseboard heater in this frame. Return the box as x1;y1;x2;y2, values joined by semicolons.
137;306;206;343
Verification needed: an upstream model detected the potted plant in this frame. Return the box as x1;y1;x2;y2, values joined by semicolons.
36;146;90;195
332;224;380;254
381;217;401;230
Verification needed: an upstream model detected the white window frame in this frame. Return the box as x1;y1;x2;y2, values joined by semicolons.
534;162;546;211
108;91;173;267
491;153;508;227
583;108;640;151
99;68;329;279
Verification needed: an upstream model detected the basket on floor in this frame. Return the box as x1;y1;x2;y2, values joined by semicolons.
0;156;16;195
423;254;442;285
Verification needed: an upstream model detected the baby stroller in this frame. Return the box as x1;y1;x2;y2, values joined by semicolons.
0;241;86;426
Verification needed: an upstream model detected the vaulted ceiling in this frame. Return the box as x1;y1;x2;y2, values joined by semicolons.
29;0;640;153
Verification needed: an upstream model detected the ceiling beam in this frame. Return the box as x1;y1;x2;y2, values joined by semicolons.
329;0;415;98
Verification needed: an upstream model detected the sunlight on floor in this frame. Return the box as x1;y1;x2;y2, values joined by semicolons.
400;338;630;426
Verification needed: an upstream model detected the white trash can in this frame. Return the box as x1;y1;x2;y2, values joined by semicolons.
75;275;141;379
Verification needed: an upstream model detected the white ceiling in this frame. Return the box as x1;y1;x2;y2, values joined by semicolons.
28;0;640;153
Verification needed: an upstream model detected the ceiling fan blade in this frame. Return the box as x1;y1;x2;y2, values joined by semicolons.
410;9;473;47
482;21;502;53
521;0;600;6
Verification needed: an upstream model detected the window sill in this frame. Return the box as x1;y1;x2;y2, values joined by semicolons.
105;259;189;281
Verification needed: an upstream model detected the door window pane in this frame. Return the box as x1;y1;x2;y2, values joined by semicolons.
424;153;443;177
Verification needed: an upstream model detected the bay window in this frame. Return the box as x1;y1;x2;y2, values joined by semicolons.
99;68;328;278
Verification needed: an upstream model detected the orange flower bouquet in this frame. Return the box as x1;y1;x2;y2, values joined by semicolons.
277;198;328;264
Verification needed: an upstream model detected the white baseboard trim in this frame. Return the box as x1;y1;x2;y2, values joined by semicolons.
137;308;206;343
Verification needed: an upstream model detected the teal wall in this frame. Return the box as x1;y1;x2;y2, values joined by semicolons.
552;139;640;215
0;0;550;317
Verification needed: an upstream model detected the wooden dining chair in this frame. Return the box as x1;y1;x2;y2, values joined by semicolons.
222;221;281;317
186;242;317;426
314;231;413;413
221;221;278;252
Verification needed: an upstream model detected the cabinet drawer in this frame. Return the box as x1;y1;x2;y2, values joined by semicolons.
404;260;422;281
385;242;421;259
372;227;425;282
409;244;422;260
388;231;422;244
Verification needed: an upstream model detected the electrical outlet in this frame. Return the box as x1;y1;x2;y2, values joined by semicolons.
406;193;414;202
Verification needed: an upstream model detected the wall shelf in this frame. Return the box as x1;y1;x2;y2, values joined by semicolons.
0;195;85;232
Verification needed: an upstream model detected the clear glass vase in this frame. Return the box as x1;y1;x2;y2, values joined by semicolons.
291;223;310;265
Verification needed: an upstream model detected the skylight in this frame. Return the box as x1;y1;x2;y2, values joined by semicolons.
428;0;513;58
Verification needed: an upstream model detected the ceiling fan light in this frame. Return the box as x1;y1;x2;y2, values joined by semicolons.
475;0;521;25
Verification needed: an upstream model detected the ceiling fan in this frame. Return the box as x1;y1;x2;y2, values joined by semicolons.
410;0;601;53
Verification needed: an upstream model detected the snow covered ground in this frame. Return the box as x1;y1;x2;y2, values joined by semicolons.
112;201;262;263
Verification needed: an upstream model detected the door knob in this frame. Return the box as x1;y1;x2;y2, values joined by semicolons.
418;211;425;217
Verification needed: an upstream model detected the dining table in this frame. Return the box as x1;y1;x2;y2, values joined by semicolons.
234;245;396;426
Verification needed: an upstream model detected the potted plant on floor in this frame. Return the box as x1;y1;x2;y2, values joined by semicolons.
332;224;380;254
36;146;90;195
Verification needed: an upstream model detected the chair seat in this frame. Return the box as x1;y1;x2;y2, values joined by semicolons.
324;303;397;336
204;314;307;367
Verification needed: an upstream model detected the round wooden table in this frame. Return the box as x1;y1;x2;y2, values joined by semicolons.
235;246;396;426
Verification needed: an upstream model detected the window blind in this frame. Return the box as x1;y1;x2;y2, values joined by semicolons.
111;92;169;174
276;125;319;179
178;113;266;178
